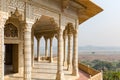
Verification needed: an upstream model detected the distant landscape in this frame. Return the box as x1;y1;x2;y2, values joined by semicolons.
78;46;120;61
78;46;120;80
79;45;120;52
34;45;120;61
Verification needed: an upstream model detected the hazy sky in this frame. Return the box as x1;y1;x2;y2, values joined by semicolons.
78;0;120;47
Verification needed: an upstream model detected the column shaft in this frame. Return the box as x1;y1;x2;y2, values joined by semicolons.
63;37;66;66
24;26;31;80
37;39;40;61
0;27;4;80
50;38;53;63
67;34;72;70
31;30;34;67
72;31;79;77
45;39;48;57
56;29;65;80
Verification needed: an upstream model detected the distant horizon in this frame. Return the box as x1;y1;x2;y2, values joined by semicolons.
34;45;120;56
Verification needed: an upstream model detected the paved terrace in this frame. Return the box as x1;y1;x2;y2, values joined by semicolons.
5;61;90;80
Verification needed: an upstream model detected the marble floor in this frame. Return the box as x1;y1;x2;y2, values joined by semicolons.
4;61;78;80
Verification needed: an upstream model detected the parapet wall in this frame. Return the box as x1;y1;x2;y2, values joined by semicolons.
78;63;103;80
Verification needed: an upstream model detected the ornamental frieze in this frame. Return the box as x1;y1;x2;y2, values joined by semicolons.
7;0;24;10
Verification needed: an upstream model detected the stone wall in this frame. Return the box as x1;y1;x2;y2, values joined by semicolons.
78;63;99;76
89;72;103;80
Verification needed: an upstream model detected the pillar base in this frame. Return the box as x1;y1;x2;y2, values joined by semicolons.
37;57;41;62
56;72;65;80
49;58;53;63
63;61;66;66
67;64;72;71
72;69;79;77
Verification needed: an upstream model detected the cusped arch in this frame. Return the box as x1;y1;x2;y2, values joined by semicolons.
4;8;23;38
33;15;59;39
4;23;18;37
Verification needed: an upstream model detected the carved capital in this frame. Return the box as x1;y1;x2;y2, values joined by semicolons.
64;23;75;35
73;29;78;34
57;28;63;36
49;34;54;39
35;34;42;40
44;35;49;41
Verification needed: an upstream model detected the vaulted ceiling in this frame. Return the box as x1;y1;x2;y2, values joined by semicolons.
33;15;59;38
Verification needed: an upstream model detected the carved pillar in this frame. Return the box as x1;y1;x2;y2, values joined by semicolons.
45;38;48;57
0;25;4;80
72;20;79;77
31;29;34;67
0;15;5;80
72;30;79;76
56;29;65;80
49;38;53;63
63;35;67;66
37;38;40;61
24;23;31;80
67;34;72;71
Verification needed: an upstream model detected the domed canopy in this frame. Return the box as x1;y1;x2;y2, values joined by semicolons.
33;15;59;38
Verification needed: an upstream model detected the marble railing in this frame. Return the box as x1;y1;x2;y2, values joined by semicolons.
78;63;103;80
88;72;103;80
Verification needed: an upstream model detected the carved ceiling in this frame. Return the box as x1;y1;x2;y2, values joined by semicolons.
33;15;59;39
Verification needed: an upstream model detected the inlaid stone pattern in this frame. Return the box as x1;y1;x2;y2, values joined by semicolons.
7;0;24;10
32;5;59;24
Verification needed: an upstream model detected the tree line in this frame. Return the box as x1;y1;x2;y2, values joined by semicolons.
81;60;120;80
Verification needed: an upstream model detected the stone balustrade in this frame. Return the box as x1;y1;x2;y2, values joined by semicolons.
89;72;103;80
78;62;103;80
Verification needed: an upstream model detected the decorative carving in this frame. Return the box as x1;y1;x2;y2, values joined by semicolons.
4;24;18;37
64;23;75;35
10;8;22;21
7;0;25;10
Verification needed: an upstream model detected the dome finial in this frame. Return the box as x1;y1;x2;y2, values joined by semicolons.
14;7;20;16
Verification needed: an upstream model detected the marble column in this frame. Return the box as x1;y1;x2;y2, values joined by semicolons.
31;29;34;67
67;34;72;71
37;38;40;61
56;29;65;80
72;30;79;77
63;36;66;66
50;38;53;63
45;38;48;57
0;26;4;80
24;23;31;80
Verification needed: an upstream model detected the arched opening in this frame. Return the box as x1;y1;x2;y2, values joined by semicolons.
3;8;23;76
32;15;59;63
4;23;19;75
